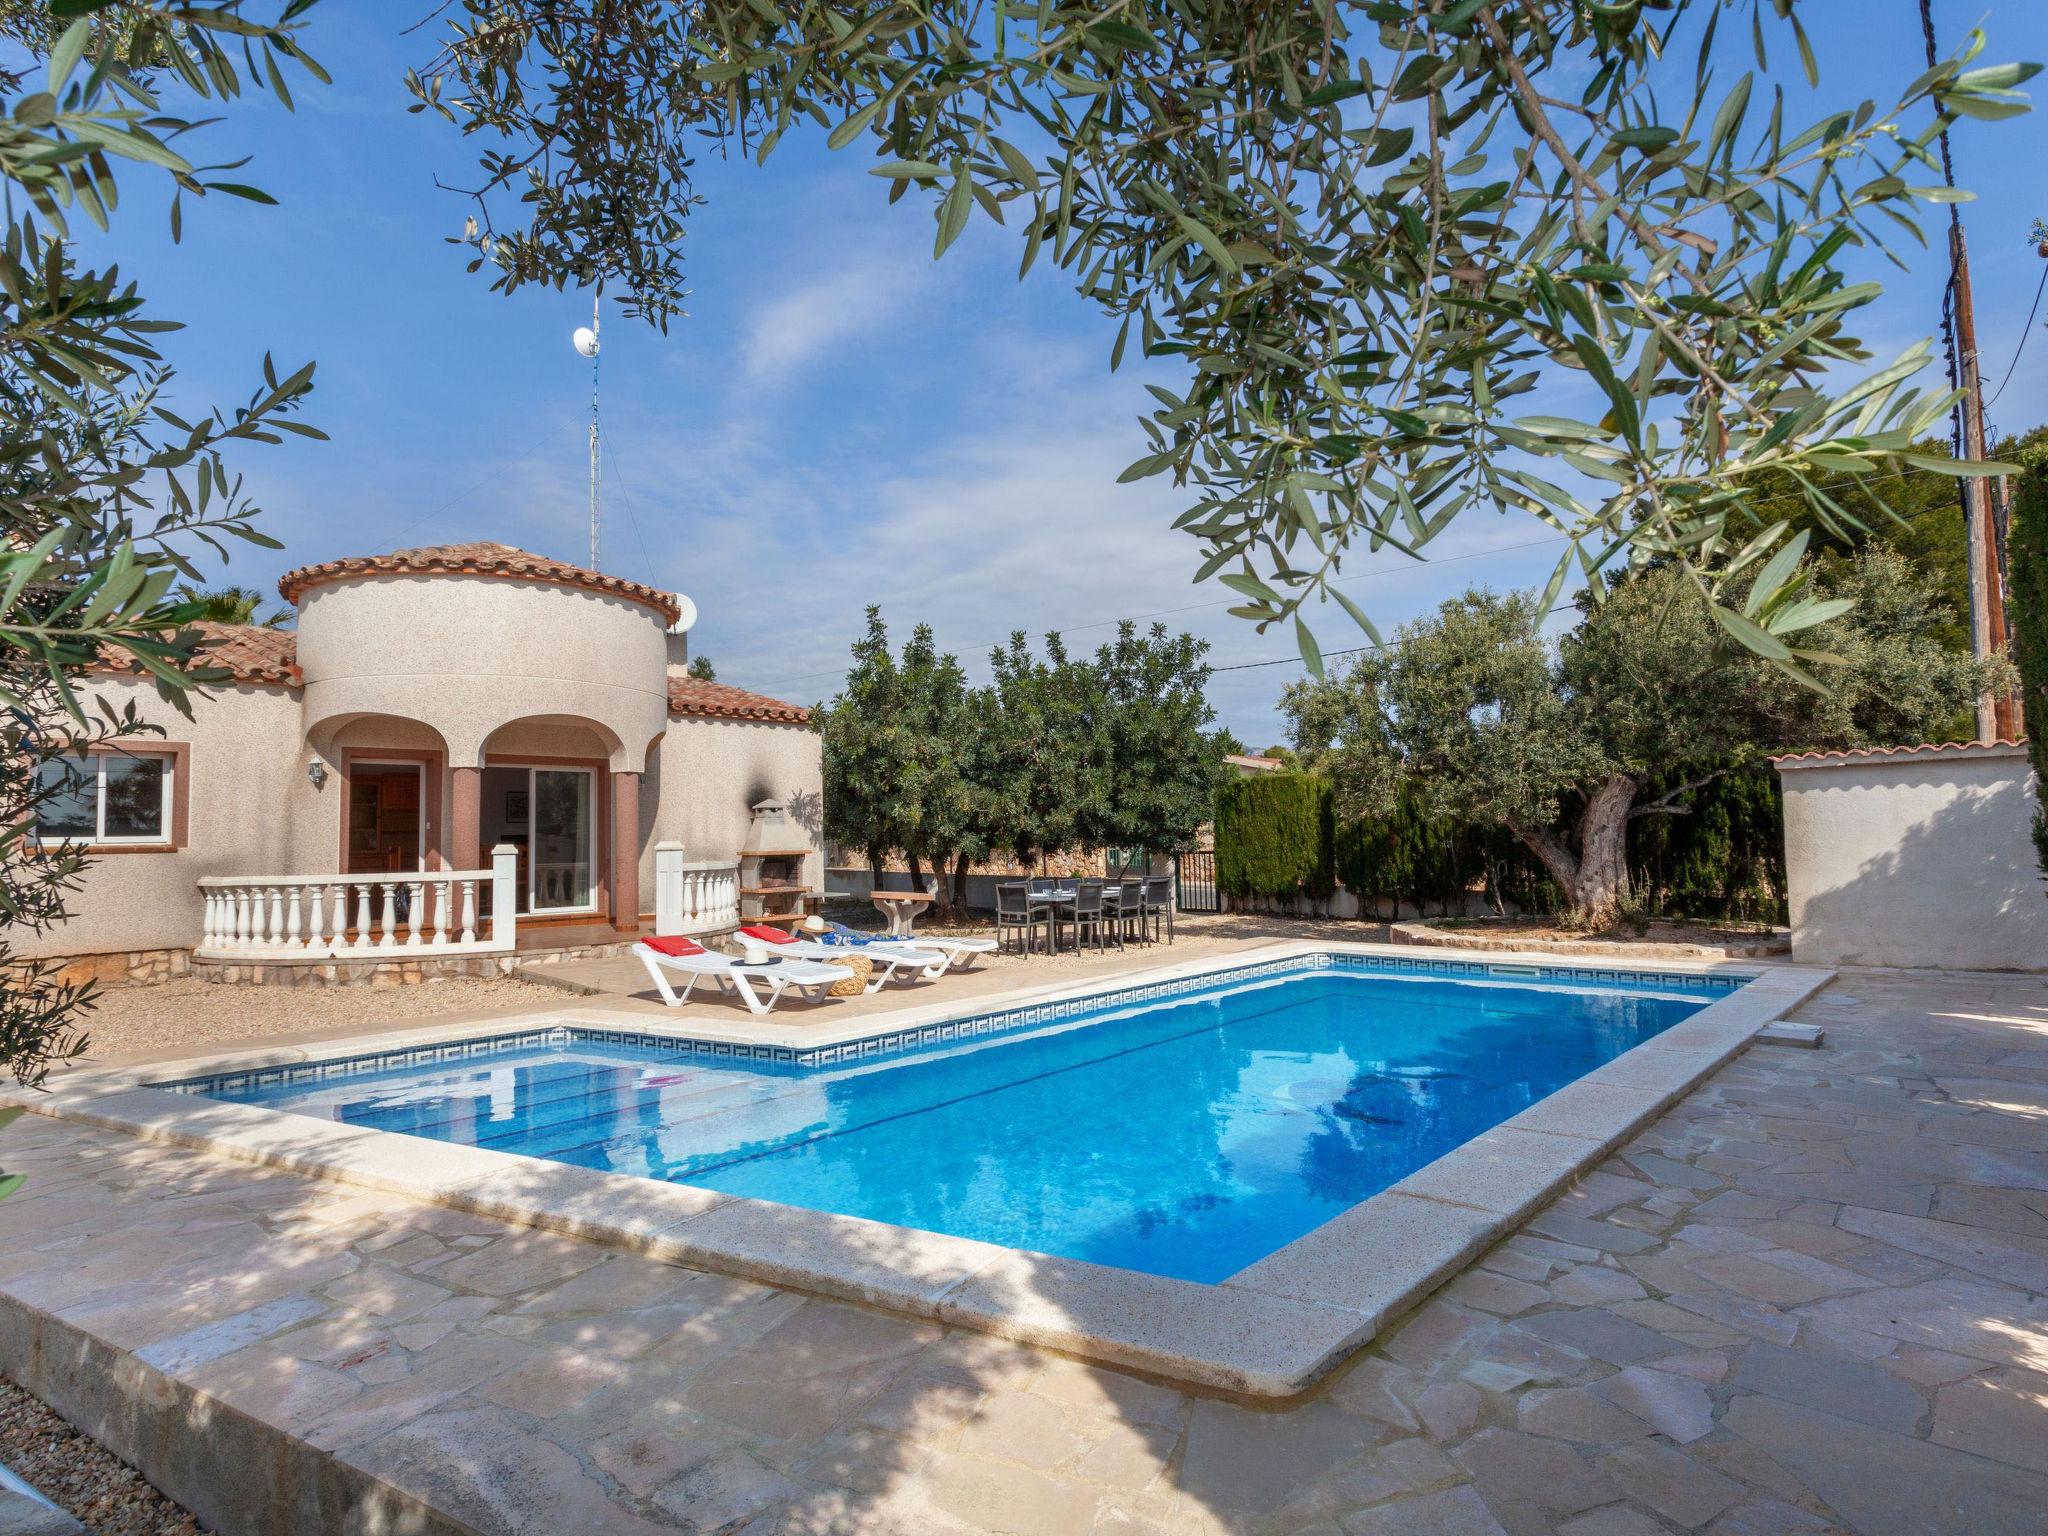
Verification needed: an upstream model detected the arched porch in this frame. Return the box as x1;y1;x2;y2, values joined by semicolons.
469;714;641;932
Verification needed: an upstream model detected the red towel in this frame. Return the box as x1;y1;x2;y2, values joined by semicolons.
642;935;707;958
738;925;796;945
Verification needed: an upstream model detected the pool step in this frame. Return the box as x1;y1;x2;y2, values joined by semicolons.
1755;1021;1824;1049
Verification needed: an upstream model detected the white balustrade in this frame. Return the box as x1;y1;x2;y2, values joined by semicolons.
653;843;741;936
197;847;519;960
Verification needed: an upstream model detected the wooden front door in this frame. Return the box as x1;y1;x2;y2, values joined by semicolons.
347;766;422;874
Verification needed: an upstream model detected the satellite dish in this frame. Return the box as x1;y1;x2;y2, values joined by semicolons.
669;593;698;634
572;326;600;358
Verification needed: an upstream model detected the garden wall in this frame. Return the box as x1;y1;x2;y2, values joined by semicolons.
1775;740;2048;970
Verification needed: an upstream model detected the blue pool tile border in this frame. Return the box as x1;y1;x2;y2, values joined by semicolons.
162;950;1749;1100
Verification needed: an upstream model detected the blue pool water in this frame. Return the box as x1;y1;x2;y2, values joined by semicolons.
198;962;1724;1282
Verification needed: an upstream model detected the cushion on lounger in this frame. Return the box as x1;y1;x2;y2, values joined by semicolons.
738;925;795;945
642;935;707;958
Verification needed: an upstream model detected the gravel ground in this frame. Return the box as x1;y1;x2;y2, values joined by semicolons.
0;1378;205;1535
69;974;567;1063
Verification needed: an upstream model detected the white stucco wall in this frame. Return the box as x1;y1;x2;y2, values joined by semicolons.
1777;743;2048;971
642;715;823;909
296;573;669;770
17;677;323;958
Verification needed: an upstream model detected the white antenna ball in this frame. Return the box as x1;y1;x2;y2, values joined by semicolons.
668;594;699;635
572;326;600;358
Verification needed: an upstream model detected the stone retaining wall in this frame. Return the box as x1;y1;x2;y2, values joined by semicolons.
188;953;522;987
1387;920;1789;962
14;948;192;991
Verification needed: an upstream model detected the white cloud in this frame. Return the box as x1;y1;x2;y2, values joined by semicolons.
738;258;917;386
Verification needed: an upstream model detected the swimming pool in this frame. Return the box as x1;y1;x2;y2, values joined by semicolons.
193;957;1729;1283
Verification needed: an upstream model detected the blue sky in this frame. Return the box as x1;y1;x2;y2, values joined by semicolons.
79;3;2048;744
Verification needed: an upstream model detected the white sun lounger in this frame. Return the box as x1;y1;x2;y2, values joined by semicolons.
813;922;997;976
737;927;946;992
633;940;853;1015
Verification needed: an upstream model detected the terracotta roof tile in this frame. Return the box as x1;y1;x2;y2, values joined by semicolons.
1771;738;2027;766
668;676;811;724
90;622;300;687
195;622;299;685
278;541;681;625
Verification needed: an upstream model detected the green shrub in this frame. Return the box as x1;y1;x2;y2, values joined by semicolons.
1626;760;1786;925
1323;761;1783;925
2012;452;2048;891
1214;774;1335;902
1335;782;1490;917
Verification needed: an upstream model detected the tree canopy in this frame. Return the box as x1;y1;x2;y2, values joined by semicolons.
405;1;2035;674
1284;547;1991;922
818;609;1215;905
2009;445;2048;888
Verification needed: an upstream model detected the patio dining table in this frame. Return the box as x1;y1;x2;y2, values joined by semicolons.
1024;885;1131;953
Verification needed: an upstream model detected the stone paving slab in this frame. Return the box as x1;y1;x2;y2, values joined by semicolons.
0;967;2043;1534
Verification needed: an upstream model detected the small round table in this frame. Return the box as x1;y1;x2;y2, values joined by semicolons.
870;889;935;938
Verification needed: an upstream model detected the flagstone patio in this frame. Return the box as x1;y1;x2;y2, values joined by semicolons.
1;966;2043;1535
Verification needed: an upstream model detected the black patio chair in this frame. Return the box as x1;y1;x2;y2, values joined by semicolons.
995;881;1049;956
1145;873;1174;943
1072;880;1120;953
1117;878;1149;943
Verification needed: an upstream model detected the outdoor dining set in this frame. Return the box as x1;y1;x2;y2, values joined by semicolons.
994;874;1176;956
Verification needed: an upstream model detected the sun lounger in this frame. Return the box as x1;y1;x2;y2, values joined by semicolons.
736;925;944;991
812;919;997;975
633;935;853;1015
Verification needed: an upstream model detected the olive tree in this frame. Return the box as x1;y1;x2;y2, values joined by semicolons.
405;2;2033;673
1285;547;1989;923
0;2;325;1098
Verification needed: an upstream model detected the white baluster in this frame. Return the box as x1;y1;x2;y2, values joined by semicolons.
353;882;373;949
460;878;477;945
285;886;303;950
378;883;397;948
405;880;425;947
232;886;250;947
429;877;448;947
308;883;327;954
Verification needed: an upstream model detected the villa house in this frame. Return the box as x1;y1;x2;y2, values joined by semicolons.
25;542;823;985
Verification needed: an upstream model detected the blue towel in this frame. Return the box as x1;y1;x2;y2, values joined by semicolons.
819;922;884;947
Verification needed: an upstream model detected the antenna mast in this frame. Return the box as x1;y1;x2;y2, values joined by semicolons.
586;290;602;572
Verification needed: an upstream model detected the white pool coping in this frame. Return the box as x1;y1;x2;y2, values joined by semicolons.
4;941;1832;1399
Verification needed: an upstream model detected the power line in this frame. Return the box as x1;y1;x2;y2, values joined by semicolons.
750;458;1966;694
748;531;1574;692
600;433;655;570
1984;260;2048;413
1209;604;1577;674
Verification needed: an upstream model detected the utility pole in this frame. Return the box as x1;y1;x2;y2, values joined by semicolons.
1921;0;2015;743
1951;227;2017;742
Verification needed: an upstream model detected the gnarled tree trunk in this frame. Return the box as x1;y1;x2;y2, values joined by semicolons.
1511;773;1641;927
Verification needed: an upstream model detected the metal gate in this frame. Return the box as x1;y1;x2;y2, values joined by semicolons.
1176;851;1218;913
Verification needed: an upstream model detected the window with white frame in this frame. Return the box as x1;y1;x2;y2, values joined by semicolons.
33;750;174;845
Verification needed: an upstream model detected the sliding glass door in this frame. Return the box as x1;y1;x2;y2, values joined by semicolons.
529;767;595;913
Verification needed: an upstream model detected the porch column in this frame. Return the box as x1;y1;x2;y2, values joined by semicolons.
610;770;641;932
451;766;482;874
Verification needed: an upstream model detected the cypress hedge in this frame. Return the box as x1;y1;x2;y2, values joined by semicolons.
1214;773;1336;902
2011;450;2048;888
